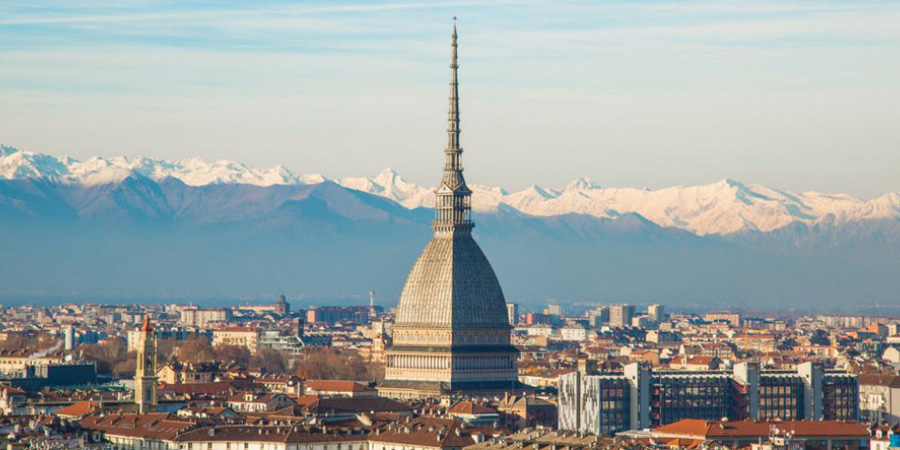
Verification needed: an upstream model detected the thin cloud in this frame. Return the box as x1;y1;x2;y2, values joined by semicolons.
0;0;514;26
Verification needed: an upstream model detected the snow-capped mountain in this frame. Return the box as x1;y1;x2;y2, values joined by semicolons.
2;144;898;236
0;145;326;187
330;163;899;236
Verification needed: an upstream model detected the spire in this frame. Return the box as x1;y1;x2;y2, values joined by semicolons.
434;18;473;235
448;17;460;153
141;315;153;333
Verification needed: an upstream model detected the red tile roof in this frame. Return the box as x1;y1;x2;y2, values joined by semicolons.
653;419;869;439
56;401;102;418
859;373;900;387
80;413;195;440
305;380;375;393
448;401;499;416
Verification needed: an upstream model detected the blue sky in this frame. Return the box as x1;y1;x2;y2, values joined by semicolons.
1;1;898;197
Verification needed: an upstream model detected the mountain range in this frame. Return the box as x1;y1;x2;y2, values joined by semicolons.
4;145;899;236
1;144;899;311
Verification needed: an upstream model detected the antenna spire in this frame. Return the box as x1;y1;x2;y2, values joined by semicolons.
433;18;473;235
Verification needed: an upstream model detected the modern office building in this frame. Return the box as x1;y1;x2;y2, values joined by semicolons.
559;362;858;435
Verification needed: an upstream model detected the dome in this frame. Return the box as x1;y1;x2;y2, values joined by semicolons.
395;234;510;329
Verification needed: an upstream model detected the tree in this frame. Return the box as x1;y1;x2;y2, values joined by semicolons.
250;348;288;374
176;337;216;364
157;338;182;364
293;348;379;381
79;339;129;376
214;344;251;367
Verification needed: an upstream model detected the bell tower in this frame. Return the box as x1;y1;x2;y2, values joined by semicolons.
135;316;158;413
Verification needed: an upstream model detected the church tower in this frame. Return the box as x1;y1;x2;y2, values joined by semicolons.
134;316;158;413
378;21;525;399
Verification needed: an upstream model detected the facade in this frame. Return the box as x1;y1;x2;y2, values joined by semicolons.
648;304;665;324
506;303;519;326
134;316;158;414
704;312;742;326
559;362;859;436
0;350;64;375
524;313;553;326
180;307;232;328
307;306;370;325
213;327;261;353
858;374;900;424
156;361;219;384
608;305;634;328
226;392;296;412
260;330;305;355
127;328;211;352
236;296;291;315
498;393;558;430
378;24;523;399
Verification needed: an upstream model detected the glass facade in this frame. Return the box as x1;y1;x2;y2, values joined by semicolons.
559;364;859;435
651;373;734;426
823;374;858;421
758;374;805;420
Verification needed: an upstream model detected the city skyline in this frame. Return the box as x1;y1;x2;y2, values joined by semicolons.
1;1;899;198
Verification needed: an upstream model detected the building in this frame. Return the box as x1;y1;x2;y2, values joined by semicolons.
608;305;634;328
0;386;27;415
259;330;305;355
648;304;665;324
156;361;220;384
378;24;525;399
524;313;553;326
180;307;232;328
625;419;870;449
237;295;291;315
704;311;742;326
306;306;370;325
498;393;558;430
587;307;609;327
369;417;502;450
858;374;900;424
447;401;502;426
0;349;64;375
305;379;378;398
506;303;519;326
212;327;261;353
226;392;296;412
546;303;563;317
127;327;211;352
559;362;859;436
134;316;158;414
466;429;606;450
560;325;589;341
275;295;290;315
